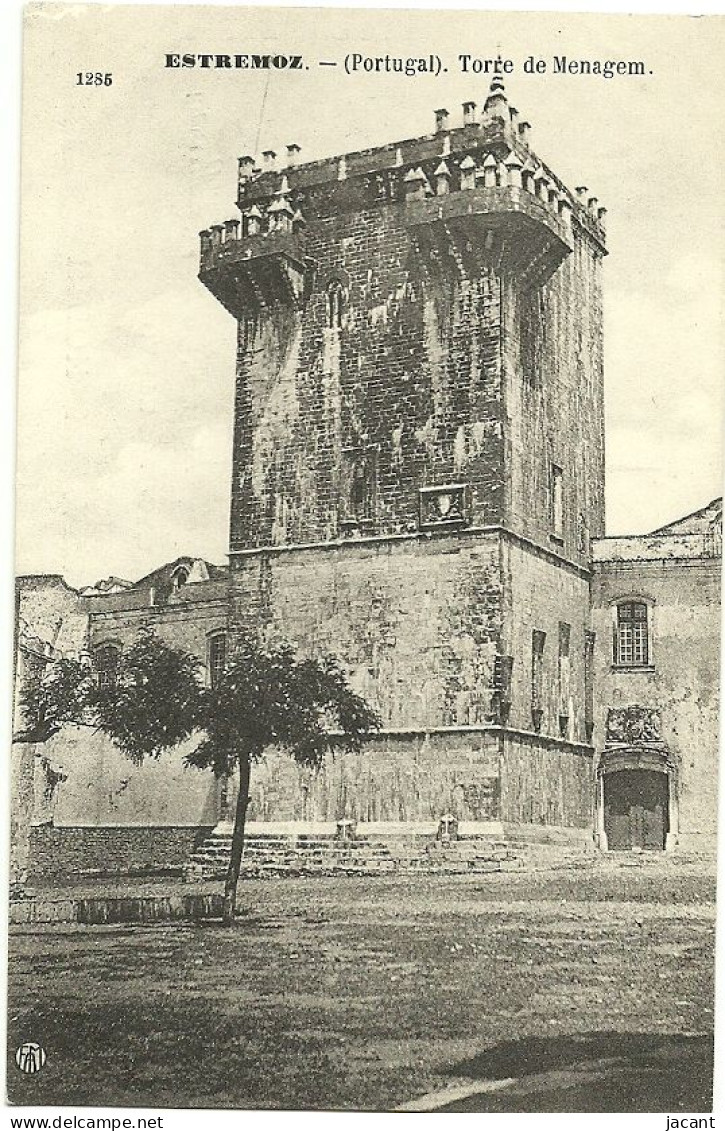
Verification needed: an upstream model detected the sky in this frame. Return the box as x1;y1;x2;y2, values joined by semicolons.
14;4;725;587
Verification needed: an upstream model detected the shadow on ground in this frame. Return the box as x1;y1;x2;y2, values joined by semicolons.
436;1031;714;1112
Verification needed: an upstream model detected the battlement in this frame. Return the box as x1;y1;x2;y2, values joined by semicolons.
198;77;606;295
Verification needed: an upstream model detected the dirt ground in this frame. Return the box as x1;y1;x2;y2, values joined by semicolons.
6;863;717;1112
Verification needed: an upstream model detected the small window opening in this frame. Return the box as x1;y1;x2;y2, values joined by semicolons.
327;282;344;330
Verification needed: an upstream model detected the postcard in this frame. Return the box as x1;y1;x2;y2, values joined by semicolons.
7;2;723;1118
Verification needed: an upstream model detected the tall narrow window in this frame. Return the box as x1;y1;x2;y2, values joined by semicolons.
326;281;344;329
94;643;120;689
558;622;570;738
520;289;546;385
550;465;564;539
584;630;596;742
531;630;546;733
491;654;513;726
208;632;227;689
340;447;376;529
615;602;649;666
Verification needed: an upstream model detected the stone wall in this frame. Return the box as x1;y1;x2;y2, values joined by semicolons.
503;536;592;743
503;236;605;567
87;582;227;662
228;531;594;831
230;203;508;551
34;725;220;830
231;532;502;729
28;825;213;880
500;732;592;829
246;730;502;825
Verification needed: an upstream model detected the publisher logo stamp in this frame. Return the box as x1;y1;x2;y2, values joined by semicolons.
15;1043;46;1074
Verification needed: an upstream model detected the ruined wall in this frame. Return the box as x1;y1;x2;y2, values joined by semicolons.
56;588;227;831
15;575;87;659
592;555;720;850
503;234;605;568
13;578;226;854
33;725;220;829
87;580;227;660
229;202;506;550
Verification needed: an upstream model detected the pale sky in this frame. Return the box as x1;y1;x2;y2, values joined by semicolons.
15;4;725;587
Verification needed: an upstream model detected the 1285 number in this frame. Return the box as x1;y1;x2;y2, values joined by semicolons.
76;73;113;86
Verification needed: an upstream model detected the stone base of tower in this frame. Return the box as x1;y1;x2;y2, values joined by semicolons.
217;728;592;827
183;728;596;878
217;728;594;827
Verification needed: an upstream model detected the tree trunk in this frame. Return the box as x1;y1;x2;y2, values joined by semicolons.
222;754;251;925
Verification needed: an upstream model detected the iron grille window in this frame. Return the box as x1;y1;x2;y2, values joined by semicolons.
615;602;649;666
94;644;120;689
208;633;227;689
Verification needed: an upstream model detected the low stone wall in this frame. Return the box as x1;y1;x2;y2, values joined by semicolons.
10;892;224;925
28;825;214;880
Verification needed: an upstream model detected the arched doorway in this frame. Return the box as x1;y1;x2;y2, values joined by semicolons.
596;747;677;852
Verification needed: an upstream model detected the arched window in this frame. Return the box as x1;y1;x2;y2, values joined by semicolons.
614;601;650;667
172;566;189;592
326;281;344;330
94;643;120;689
208;632;227;690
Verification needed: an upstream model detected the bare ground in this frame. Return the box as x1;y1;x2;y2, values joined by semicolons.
6;863;717;1112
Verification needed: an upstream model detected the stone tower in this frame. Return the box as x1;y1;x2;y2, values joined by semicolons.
199;78;607;840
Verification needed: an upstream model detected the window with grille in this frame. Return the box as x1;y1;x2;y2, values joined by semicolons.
94;644;120;689
615;602;649;666
208;633;227;689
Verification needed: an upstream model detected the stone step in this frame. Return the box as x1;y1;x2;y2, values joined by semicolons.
182;826;556;880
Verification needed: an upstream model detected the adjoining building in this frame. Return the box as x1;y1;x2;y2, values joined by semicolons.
592;499;721;854
11;80;720;880
11;560;226;883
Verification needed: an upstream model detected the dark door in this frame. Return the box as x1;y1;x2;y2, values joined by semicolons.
604;769;668;851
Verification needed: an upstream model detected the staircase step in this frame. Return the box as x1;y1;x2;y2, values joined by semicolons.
183;826;593;879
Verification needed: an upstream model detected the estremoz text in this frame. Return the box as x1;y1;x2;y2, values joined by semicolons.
165;53;304;69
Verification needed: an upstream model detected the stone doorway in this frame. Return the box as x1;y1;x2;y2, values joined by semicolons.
603;768;669;851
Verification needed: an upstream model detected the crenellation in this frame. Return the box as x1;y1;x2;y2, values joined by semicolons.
225;88;605;255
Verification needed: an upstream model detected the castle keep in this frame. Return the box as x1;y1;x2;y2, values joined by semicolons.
198;77;606;841
11;80;719;880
